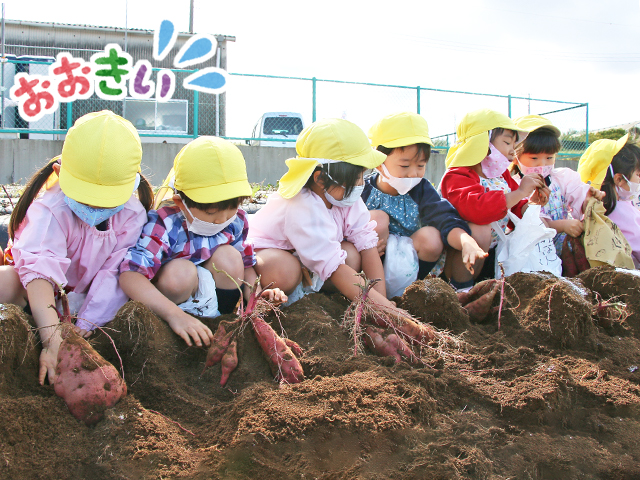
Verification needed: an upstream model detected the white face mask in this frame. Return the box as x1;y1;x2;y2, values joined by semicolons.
182;201;236;236
325;185;364;208
378;164;422;195
618;174;640;202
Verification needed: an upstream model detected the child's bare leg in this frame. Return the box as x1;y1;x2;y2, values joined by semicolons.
369;210;389;256
203;244;244;289
254;248;302;295
322;241;362;293
0;265;27;308
445;223;492;283
153;259;199;304
410;226;444;278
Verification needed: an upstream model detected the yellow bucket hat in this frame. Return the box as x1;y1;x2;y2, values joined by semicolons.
445;108;526;169
577;133;629;189
173;136;252;204
514;114;561;138
278;118;385;199
368;111;434;149
59;110;142;208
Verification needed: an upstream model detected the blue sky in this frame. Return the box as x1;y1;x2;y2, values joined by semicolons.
4;0;640;137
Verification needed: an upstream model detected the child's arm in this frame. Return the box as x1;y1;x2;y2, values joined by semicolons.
445;228;487;274
329;263;394;307
545;219;584;238
359;247;386;297
119;271;213;347
26;279;63;385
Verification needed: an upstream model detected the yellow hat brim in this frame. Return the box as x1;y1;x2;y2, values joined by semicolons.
445;132;490;168
59;163;137;208
578;133;629;188
181;178;252;204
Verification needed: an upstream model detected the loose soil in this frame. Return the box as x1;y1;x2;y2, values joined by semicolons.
2;266;640;479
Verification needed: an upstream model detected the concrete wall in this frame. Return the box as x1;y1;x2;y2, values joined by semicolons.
0;139;580;187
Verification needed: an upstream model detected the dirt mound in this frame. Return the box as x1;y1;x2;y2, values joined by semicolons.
4;270;640;479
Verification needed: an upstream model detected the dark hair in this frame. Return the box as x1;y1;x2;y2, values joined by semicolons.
376;143;431;163
601;142;640;215
490;128;520;143
9;160;154;240
304;162;365;197
515;127;561;157
176;190;249;212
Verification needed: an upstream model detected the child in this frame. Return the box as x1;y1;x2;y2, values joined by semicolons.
0;110;153;385
512;115;603;256
363;111;487;290
578;133;640;267
440;109;549;260
248;118;391;306
119;136;286;348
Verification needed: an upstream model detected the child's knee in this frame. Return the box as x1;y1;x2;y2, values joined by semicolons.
208;245;244;285
155;259;198;303
341;241;361;271
0;266;26;306
369;210;390;238
469;223;492;251
255;249;302;294
411;227;443;262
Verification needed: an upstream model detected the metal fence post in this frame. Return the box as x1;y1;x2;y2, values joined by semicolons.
508;95;512;117
66;103;72;130
312;77;317;122
416;86;420;114
585;103;589;148
193;90;199;139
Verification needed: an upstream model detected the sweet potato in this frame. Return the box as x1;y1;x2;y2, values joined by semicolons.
219;339;238;386
204;321;234;370
457;279;500;323
562;235;589;278
284;338;303;357
370;313;436;345
54;327;127;425
251;316;304;384
363;326;418;364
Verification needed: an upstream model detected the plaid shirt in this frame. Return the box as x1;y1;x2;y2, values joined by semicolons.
120;205;255;280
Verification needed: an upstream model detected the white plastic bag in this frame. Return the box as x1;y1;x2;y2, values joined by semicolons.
493;205;562;278
384;234;419;298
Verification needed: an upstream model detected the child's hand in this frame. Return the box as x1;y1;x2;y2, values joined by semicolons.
260;287;288;305
461;236;488;275
562;219;584;238
165;312;214;348
582;186;605;213
529;186;550;206
376;236;387;256
73;326;93;339
39;331;63;385
518;174;547;197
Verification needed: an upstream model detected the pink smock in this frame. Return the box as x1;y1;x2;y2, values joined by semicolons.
248;189;378;281
608;200;640;268
12;183;148;330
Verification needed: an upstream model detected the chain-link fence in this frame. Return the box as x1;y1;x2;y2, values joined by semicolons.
1;59;588;156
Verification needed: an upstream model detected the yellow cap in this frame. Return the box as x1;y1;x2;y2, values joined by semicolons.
368;111;434;149
514;115;561;137
445;108;526;168
59;110;142;208
577;133;629;189
173;136;252;203
278;118;385;199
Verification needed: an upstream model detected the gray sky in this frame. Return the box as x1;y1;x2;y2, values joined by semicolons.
4;0;640;135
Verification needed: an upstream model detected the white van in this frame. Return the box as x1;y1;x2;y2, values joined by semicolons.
249;112;304;147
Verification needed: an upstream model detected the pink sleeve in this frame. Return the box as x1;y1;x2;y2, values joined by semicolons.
343;199;378;252
284;195;347;281
13;200;71;289
555;168;591;219
76;204;148;330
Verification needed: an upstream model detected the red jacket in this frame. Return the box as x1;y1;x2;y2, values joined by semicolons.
440;166;527;225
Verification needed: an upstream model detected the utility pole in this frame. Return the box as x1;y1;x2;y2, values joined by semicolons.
189;0;194;33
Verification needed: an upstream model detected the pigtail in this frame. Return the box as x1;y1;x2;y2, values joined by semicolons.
600;169;617;216
9;160;57;240
136;173;154;212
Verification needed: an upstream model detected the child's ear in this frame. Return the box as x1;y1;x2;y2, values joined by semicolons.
613;173;625;187
313;170;323;186
172;194;184;208
52;163;61;176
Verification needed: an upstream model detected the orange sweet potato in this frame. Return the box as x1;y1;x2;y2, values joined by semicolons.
54;327;127;426
251;316;304;384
